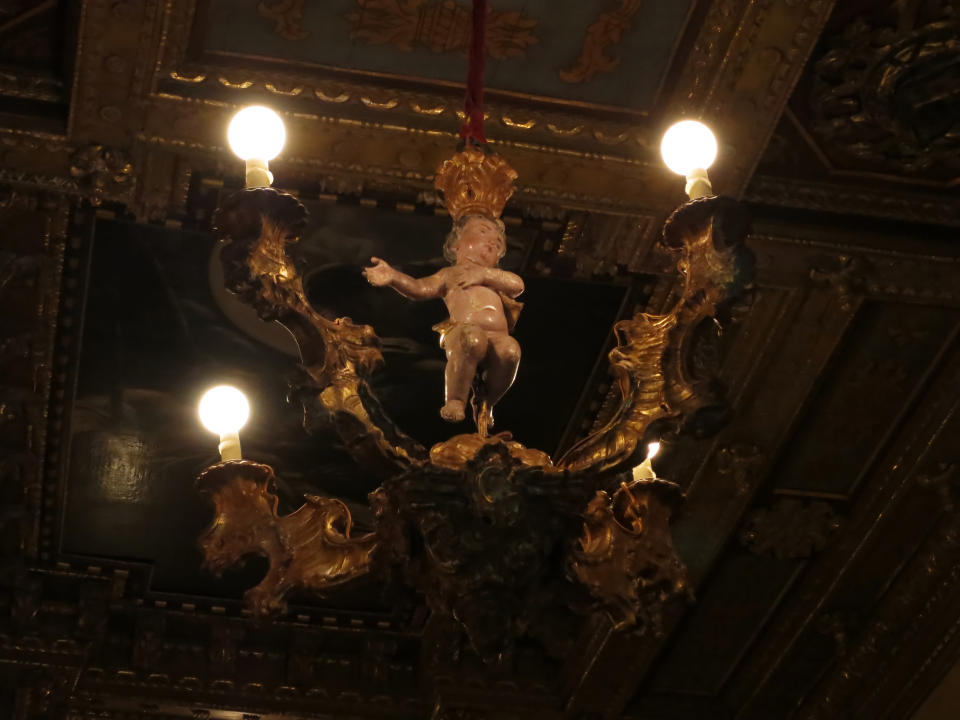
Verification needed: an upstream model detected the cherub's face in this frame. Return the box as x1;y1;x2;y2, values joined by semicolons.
454;217;504;267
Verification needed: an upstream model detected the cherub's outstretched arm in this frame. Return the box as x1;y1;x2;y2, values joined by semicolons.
363;257;445;301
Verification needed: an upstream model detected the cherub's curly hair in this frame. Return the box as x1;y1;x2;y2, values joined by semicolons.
442;214;507;264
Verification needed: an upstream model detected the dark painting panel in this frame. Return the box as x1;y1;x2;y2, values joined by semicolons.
201;0;693;111
62;201;628;601
648;551;804;696
771;302;959;496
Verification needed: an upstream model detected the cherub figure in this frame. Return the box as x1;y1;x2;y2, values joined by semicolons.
363;214;524;430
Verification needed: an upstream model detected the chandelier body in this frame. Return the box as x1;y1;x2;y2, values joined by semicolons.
198;179;752;661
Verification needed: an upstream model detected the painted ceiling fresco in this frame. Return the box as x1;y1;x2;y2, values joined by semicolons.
202;0;694;111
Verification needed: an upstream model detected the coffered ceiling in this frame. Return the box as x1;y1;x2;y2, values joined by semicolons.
0;3;959;720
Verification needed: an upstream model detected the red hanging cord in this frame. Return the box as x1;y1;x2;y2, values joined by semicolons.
459;0;487;145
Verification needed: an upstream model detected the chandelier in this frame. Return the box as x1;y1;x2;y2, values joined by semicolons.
194;0;752;663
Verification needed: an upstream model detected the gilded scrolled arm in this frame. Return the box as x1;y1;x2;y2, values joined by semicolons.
557;196;753;474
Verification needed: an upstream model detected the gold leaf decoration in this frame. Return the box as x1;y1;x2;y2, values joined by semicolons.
258;0;309;41
558;0;643;84
345;0;538;60
433;145;517;221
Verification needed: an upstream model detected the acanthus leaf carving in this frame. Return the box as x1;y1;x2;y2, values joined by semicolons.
558;0;643;84
739;498;842;559
197;460;377;617
68;145;133;205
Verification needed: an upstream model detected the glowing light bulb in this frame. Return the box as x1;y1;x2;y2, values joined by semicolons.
227;106;286;187
661;120;718;199
199;385;250;461
661;120;717;176
228;106;285;162
632;441;661;481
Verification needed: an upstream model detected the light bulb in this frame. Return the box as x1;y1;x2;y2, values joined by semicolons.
646;441;660;460
199;385;250;436
227;106;286;162
660;120;718;177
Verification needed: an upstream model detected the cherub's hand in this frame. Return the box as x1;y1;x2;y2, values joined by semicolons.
451;265;489;289
362;256;396;287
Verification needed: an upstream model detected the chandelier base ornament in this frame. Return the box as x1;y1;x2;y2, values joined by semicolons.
199;179;752;661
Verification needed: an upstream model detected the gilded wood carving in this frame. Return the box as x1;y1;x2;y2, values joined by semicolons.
200;168;751;659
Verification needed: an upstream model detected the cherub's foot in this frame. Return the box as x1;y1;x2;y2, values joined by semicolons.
440;400;466;422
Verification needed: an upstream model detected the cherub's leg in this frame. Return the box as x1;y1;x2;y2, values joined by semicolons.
441;325;488;422
483;333;521;411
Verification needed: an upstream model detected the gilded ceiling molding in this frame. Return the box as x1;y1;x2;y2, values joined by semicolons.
161;67;651;152
745;175;960;227
68;0;167;142
131;94;666;213
706;0;838;195
671;0;752;110
0;70;63;102
0;195;71;568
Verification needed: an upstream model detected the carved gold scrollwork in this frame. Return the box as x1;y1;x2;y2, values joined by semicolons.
213;188;427;474
557;197;753;473
198;460;376;615
572;478;691;630
200;185;753;655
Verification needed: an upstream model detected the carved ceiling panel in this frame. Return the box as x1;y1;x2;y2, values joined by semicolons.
202;0;693;113
750;0;960;225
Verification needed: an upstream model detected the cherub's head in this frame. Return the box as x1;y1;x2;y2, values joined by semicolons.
443;214;506;266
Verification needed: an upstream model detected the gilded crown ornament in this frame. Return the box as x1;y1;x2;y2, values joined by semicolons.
434;144;517;220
